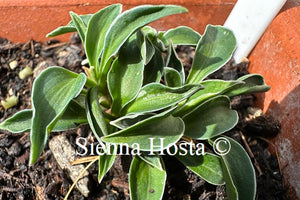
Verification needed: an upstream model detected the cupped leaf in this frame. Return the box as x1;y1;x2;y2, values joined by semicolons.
186;25;236;84
224;74;271;97
143;48;164;85
161;26;201;46
183;95;238;139
30;67;86;165
99;5;188;82
110;113;155;130
166;43;185;84
147;33;167;52
108;34;144;115
0;101;87;133
110;107;176;130
129;156;166;200
214;136;256;200
46;14;92;37
85;4;122;72
138;31;156;65
69;12;88;42
176;153;224;185
164;67;182;87
102;113;184;152
86;87;108;141
141;26;158;36
174;80;243;116
123;83;202;115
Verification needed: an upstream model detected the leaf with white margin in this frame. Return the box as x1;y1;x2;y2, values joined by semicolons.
224;74;271;97
69;12;88;43
110;113;155;130
164;67;182;87
161;26;201;46
47;14;92;37
174;79;243;116
30;67;86;165
123;83;202;115
108;33;144;115
99;5;187;83
183;95;238;140
102;112;184;152
0;100;88;133
176;153;224;185
143;48;164;85
129;156;166;200
139;153;164;171
186;25;236;84
213;136;256;200
85;87;108;142
85;4;122;74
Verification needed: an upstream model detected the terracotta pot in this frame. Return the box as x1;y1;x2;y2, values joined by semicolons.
0;0;236;43
249;5;300;200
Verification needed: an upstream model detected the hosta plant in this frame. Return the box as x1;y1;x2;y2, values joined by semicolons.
0;4;270;200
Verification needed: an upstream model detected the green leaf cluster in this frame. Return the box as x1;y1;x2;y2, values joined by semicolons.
0;4;270;200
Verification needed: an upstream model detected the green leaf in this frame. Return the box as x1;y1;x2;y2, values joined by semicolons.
110;113;155;130
0;101;87;133
123;83;202;115
86;87;108;141
174;80;243;116
108;34;144;115
98;146;116;183
102;113;184;152
161;26;201;46
186;25;236;84
215;137;256;200
46;14;92;37
30;67;86;165
0;109;32;133
176;153;224;185
138;30;156;65
224;74;271;97
99;5;188;83
129;156;166;200
141;26;158;36
143;48;164;85
139;153;163;171
85;4;122;72
164;67;182;87
69;12;88;42
166;43;184;84
147;33;167;52
220;158;238;200
52;100;87;131
183;96;238;139
110;107;176;130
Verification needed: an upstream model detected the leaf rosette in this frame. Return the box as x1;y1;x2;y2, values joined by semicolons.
0;4;271;200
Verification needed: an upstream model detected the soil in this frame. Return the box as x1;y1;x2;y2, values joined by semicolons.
0;34;288;200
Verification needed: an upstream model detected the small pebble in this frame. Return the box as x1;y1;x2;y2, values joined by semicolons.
9;60;18;70
1;95;18;109
8;141;22;156
19;66;33;80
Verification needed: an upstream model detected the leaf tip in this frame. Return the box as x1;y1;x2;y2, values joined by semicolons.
182;7;188;13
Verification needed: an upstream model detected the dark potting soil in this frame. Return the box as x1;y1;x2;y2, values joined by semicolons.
0;35;287;200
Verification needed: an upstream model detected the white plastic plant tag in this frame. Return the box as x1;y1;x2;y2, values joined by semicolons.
224;0;287;63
